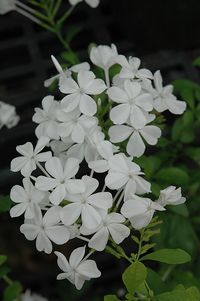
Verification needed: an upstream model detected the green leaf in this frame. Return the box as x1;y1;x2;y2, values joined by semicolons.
185;147;200;165
155;167;189;186
186;286;200;301
134;156;161;179
0;266;10;278
3;282;22;301
141;248;191;264
156;286;200;301
104;295;120;301
122;261;147;294
65;25;82;44
193;56;200;67
0;196;12;213
0;255;7;266
168;204;189;217
146;268;167;294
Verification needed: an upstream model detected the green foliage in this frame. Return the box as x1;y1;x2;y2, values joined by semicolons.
0;255;7;266
141;248;191;264
155;167;189;186
156;285;200;301
122;261;147;295
104;295;120;301
3;281;23;301
0;196;12;213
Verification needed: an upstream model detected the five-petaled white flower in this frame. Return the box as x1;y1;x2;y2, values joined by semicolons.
121;194;165;229
108;80;153;128
69;0;100;8
20;206;70;254
117;56;153;80
11;136;51;177
61;176;112;229
81;211;130;251
109;116;161;157
33;96;60;139
90;44;118;71
105;154;151;198
157;186;186;207
10;178;46;219
60;70;106;116
152;71;186;114
0;0;15;14
35;157;85;205
55;246;101;289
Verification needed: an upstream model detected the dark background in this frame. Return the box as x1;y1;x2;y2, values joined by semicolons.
0;0;200;300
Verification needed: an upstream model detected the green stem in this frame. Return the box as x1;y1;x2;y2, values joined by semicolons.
3;275;13;286
57;5;75;26
136;229;145;260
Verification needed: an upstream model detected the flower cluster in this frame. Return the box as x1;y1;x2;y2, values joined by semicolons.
21;290;48;301
0;101;19;129
10;44;186;289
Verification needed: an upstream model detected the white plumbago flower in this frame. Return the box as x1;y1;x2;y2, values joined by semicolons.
33;96;60;139
20;206;70;254
157;186;186;207
109;115;161;157
89;140;117;173
108;80;153;128
152;71;186;114
0;0;15;14
121;194;165;229
21;290;48;301
67;125;105;163
0;101;20;129
57;108;98;144
44;55;90;88
11;136;51;177
81;212;130;251
61;176;113;229
55;246;101;290
117;56;153;80
60;70;106;116
90;44;118;70
35;157;85;205
105;154;151;197
10;178;46;219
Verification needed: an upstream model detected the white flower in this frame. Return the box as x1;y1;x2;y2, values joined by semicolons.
157;186;186;207
35;157;85;205
0;101;19;129
152;71;186;114
69;0;100;8
55;246;101;289
67;125;105;163
21;290;48;301
121;194;165;229
60;70;106;116
20;206;70;254
88;140;115;173
10;178;45;219
11;136;51;177
44;55;90;88
90;44;118;70
82;212;130;251
33;96;60;139
108;80;153;128
61;176;112;229
0;0;15;14
57;108;97;144
117;56;153;80
109;116;161;157
105;154;151;198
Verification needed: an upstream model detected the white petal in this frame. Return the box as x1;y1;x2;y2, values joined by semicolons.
135;93;153;111
61;94;80;113
108;154;129;173
10;156;28;173
16;142;33;157
140;125;161;145
64;157;79;179
43;206;61;226
10;185;27;203
36;231;52;254
110;103;130;124
107;87;128;103
45;157;63;180
59;77;79;94
106;212;125;223
81;204;102;229
35;151;52;162
129;211;154;230
167;98;186;115
79;94;97;116
71;124;85;144
130;106;147;129
20;224;40;240
88;192;112;209
77;259;101;278
34;136;50;155
45;225;70;244
49;184;66;205
82;175;99;196
105;172;128;190
61;203;82;225
84;79;106;95
10;203;27;217
127;131;145;157
108;223;130;244
134;175;151;194
35;176;58;191
97;140;113;160
66;179;85;194
21;160;36;177
109;125;133;143
89;227;109;251
89;159;109;173
70;246;85;269
54;251;70;272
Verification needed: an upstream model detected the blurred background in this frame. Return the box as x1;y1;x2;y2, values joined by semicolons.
1;0;200;300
